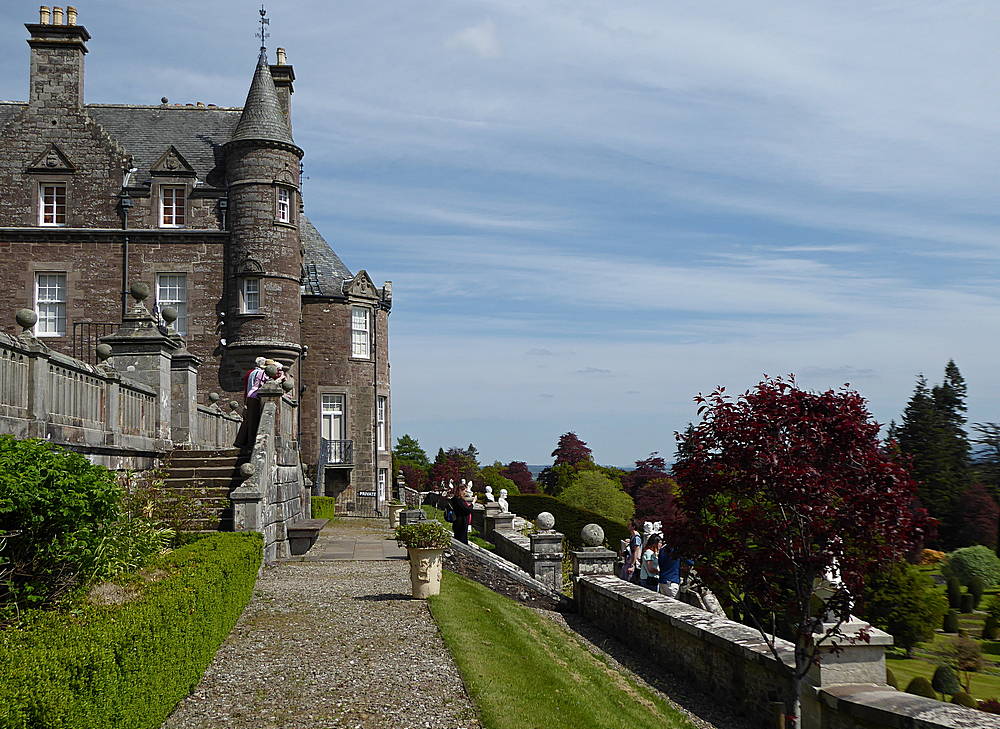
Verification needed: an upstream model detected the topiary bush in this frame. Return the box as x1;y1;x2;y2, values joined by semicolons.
984;615;999;640
943;610;960;633
947;577;962;609
951;691;977;708
507;494;628;549
932;664;961;698
886;667;898;689
0;532;261;729
960;592;975;614
311;496;336;520
969;576;986;608
0;437;129;613
905;676;936;699
943;545;1000;588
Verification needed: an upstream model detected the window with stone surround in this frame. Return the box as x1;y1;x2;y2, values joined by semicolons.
276;187;291;223
156;273;188;335
378;468;388;503
377;395;387;451
240;278;261;314
39;183;66;226
35;272;66;336
351;306;371;359
159;185;186;227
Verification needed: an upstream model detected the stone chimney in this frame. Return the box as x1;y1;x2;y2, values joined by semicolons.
270;47;295;126
26;6;90;109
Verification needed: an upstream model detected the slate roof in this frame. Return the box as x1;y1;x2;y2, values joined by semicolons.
87;105;241;186
301;215;353;297
229;52;296;148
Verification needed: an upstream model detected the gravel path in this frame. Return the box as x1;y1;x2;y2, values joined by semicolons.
161;519;480;729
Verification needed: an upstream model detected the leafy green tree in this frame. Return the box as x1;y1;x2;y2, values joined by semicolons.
538;462;577;497
480;463;517;496
393;434;429;467
932;664;962;699
948;635;983;692
972;422;1000;498
863;562;948;656
943;545;1000;587
539;432;596;496
558;471;634;524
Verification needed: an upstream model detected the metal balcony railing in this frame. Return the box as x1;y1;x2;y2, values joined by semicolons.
319;439;354;466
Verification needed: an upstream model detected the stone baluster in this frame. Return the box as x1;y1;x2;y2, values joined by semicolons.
15;309;50;439
162;306;203;447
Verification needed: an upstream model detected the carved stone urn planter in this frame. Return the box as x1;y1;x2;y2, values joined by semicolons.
388;502;406;528
407;547;444;599
394;521;452;599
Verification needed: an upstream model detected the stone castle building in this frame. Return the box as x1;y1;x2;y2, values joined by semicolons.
0;7;392;513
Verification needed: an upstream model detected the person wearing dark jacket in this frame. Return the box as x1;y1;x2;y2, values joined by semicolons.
449;484;473;544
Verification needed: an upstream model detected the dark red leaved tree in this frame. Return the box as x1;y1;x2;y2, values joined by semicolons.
501;461;538;494
429;459;460;490
671;376;923;727
954;484;999;550
622;452;669;498
632;477;679;524
551;432;593;468
399;463;427;493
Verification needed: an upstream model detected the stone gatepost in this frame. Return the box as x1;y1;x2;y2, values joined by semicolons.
571;524;617;598
100;283;179;440
481;501;501;540
164;307;203;447
14;309;51;439
485;511;514;538
529;512;564;591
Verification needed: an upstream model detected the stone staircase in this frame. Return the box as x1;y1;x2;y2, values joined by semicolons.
159;448;250;532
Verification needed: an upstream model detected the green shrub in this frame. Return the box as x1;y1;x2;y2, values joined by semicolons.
932;664;961;697
943;546;1000;588
886;667;898;689
395;521;452;549
969;576;986;608
558;471;634;524
0;436;124;611
988;595;1000;622
862;562;947;656
943;610;960;633
311;496;336;520
947;577;962;609
905;676;936;699
960;592;975;614
984;615;999;640
0;532;261;729
951;691;977;708
507;494;628;549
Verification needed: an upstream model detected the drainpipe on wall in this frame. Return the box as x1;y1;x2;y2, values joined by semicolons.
118;192;132;319
372;303;379;515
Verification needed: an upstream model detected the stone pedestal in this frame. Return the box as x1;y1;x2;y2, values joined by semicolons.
471;502;486;536
571;547;617;579
399;508;426;526
485;512;514;538
481;502;501;540
807;619;893;686
169;347;202;446
530;531;564;591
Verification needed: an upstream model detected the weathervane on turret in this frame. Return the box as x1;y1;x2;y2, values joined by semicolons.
256;4;270;58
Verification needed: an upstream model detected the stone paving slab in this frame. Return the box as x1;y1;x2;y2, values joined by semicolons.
161;519;479;729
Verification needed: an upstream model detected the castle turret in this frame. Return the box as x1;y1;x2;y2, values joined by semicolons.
223;49;304;387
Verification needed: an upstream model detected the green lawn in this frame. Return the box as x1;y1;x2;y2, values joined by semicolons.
888;656;1000;700
429;571;698;729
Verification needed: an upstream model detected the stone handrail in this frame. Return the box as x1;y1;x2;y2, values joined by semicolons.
195;404;241;449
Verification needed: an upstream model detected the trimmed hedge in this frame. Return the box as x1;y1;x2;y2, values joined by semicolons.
507;494;629;548
905;676;936;699
0;532;262;729
312;496;336;520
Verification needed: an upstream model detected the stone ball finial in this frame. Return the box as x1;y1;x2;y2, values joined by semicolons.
129;281;151;302
280;379;293;392
536;512;555;531
264;364;278;378
228;400;240;412
239;462;256;478
581;523;604;547
15;309;37;332
95;343;113;361
208;392;220;403
161;306;178;324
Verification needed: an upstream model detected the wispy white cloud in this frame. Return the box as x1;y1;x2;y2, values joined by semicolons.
446;20;501;59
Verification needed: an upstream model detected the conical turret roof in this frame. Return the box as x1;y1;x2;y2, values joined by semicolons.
229;50;296;146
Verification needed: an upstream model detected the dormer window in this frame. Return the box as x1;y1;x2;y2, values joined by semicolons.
39;183;66;226
160;185;187;227
276;187;291;223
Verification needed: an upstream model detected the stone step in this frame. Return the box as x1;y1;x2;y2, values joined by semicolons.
168;448;244;459
162;466;245;480
165;457;246;470
155;485;236;498
161;478;241;492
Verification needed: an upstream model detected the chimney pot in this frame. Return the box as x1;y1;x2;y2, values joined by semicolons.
39;6;50;24
276;47;287;65
52;6;63;24
66;6;77;25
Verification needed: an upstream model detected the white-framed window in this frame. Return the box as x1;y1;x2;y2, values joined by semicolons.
351;306;370;358
377;395;387;451
156;273;188;335
321;393;347;463
276;187;291;223
160;185;186;227
241;278;261;314
35;272;66;336
378;468;388;503
39;183;66;226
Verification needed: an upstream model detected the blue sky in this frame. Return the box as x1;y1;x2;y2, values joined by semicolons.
3;2;999;466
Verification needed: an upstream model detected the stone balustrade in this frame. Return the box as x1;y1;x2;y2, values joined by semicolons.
483;510;564;592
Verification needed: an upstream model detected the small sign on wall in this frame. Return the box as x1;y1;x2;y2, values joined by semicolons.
358;491;376;498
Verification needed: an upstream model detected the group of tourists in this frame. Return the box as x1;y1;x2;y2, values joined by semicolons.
620;519;691;597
